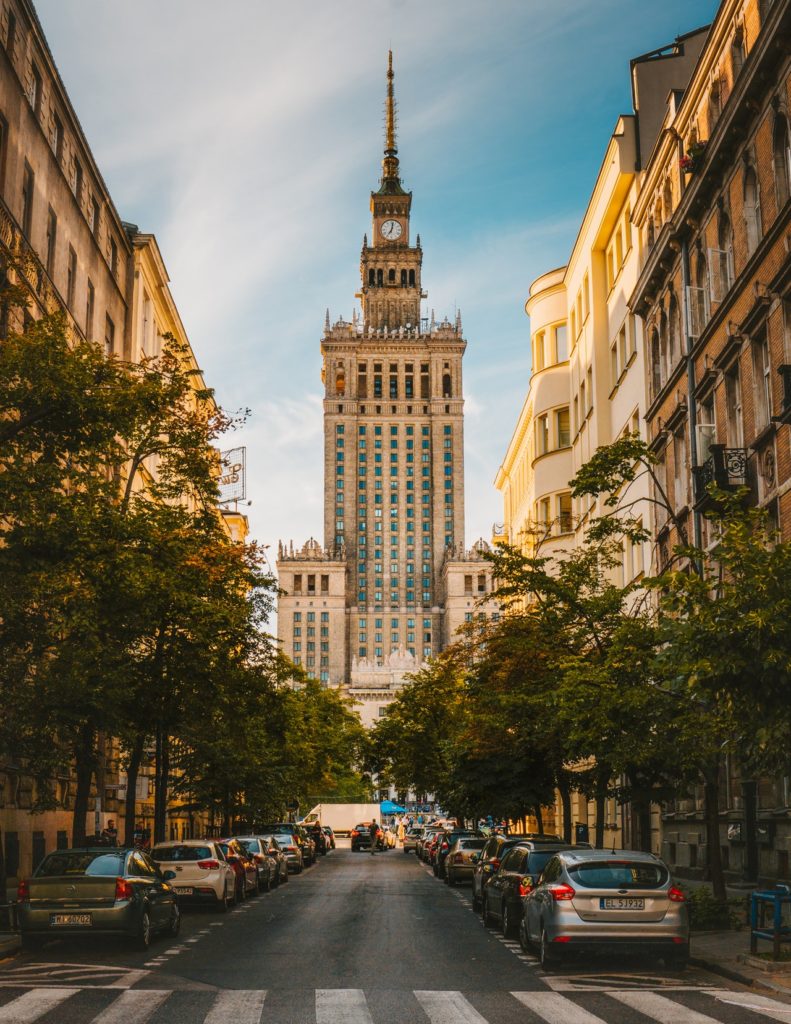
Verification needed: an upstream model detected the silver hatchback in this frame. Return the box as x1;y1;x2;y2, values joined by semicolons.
522;849;689;970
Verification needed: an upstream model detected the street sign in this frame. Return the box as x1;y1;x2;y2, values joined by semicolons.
219;447;246;504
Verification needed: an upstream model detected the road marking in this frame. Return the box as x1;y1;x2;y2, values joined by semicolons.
0;987;77;1022
512;991;607;1024
712;990;791;1020
108;970;149;989
204;989;267;1024
316;989;373;1024
609;991;719;1022
92;989;170;1024
414;990;488;1024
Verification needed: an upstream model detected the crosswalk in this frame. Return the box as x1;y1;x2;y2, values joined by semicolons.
0;986;791;1023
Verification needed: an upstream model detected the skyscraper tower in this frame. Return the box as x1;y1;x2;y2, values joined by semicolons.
277;54;495;726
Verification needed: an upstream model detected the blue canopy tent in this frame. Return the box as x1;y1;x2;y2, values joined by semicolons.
380;800;406;814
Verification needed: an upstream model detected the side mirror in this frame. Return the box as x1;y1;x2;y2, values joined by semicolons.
162;870;177;881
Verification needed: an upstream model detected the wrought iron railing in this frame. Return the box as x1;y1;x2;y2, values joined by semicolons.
693;445;747;502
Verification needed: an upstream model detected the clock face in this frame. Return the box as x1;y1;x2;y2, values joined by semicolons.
380;219;403;241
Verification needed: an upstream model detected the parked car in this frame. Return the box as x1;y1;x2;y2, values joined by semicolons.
482;842;576;936
258;835;289;883
522;849;689;970
17;847;181;951
472;833;558;912
273;832;304;873
435;830;483;879
295;825;317;865
151;839;236;913
260;823;314;866
403;826;425;854
424;830;443;866
444;837;487;886
233;837;277;891
322;826;336;850
350;822;384;851
218;838;259;899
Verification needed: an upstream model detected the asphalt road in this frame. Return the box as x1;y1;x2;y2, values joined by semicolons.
0;843;790;1023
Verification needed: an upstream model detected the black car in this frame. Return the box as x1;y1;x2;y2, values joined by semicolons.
482;842;577;937
472;833;560;911
434;830;483;879
350;822;384;851
304;822;328;856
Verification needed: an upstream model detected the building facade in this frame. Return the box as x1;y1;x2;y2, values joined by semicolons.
630;0;791;882
277;54;498;723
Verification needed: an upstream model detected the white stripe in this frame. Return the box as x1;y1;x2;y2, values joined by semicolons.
511;991;607;1024
108;970;149;989
610;991;719;1023
315;990;373;1024
204;990;267;1024
92;990;170;1024
414;990;488;1024
712;990;791;1021
0;988;77;1022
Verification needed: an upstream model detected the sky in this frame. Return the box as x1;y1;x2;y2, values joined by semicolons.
36;0;717;572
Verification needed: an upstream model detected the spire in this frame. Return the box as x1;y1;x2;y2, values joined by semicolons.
324;308;331;333
378;51;406;195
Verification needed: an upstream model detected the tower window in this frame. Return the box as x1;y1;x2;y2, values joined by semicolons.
420;364;430;399
377;268;383;286
388;268;396;283
368;269;375;286
442;374;452;398
401;269;407;286
409;269;415;287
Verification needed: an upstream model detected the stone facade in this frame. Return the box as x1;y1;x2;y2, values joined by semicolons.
277;54;498;721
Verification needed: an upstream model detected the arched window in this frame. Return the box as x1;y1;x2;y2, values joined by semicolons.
744;166;762;255
690;251;711;335
773;115;791;208
368;268;375;286
716;212;734;294
659;309;669;387
663;178;673;222
400;269;407;286
388;268;396;283
335;369;345;396
376;268;383;286
442;373;452;398
408;269;415;287
650;327;662;399
668;294;681;366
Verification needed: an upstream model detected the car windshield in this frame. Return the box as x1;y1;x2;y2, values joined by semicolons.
36;852;126;877
274;834;294;846
151;845;213;862
568;860;669;889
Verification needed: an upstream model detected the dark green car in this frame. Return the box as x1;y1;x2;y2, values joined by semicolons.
17;847;180;950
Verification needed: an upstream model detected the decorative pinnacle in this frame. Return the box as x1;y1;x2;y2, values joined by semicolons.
385;50;396;156
324;308;331;332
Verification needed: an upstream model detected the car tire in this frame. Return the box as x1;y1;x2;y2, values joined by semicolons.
540;928;560;969
502;903;518;938
167;904;181;938
136;910;152;951
472;890;481;913
483;896;496;928
295;861;303;874
227;880;237;909
519;918;532;952
282;868;289;884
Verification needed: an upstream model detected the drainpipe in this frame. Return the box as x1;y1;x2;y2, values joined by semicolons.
679;238;702;551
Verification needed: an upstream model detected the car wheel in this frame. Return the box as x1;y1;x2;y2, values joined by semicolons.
519;918;531;952
482;896;496;928
227;880;238;908
540;928;560;969
264;870;272;892
282;867;289;883
296;860;303;874
502;903;518;938
167;904;181;938
433;863;439;876
472;890;481;913
136;910;152;951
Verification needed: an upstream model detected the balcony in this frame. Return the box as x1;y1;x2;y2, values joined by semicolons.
693;445;748;506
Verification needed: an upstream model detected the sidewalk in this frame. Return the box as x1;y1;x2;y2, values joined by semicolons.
692;929;791;996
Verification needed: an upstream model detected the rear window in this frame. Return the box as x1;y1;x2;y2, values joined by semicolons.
525;850;558;876
151;845;212;862
568;860;669;890
459;839;486;849
274;834;293;845
36;852;125;877
237;839;259;854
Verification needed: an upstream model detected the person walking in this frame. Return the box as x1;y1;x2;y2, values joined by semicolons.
369;819;379;855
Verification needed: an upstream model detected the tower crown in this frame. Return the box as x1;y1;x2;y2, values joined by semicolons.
378;50;407;196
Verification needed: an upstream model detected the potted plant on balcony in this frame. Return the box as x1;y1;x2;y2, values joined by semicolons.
680;140;707;175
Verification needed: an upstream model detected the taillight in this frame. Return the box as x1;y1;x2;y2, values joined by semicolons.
197;859;220;870
548;883;575;901
115;877;134;901
518;877;534;897
441;842;448;850
668;886;686;902
17;878;29;902
351;830;359;837
286;845;297;853
452;853;463;863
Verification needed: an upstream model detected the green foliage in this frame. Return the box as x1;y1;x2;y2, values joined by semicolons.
683;886;743;931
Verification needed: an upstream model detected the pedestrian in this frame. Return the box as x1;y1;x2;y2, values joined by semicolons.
397;818;406;844
369;819;379;855
101;819;118;847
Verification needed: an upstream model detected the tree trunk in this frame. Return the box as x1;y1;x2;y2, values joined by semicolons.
533;804;544;834
72;724;96;846
559;778;572;843
703;762;727;902
123;733;145;847
594;766;610;849
223;785;232;837
154;729;169;843
638;801;652;853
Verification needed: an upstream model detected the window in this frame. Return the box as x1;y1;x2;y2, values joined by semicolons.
555;323;568;361
45;206;57;275
538;497;550;529
731;28;745;77
773;116;791;208
442;373;452;398
85;279;95;339
51;112;63;161
73;158;83;204
753;335;772;431
725;367;744;447
556;407;570;447
66;246;76;308
744;167;761;256
558;493;572;533
536;414;549;455
534;331;546;370
30;63;42;115
104;314;115;357
6;10;16;59
673;425;687;510
21;161;34;237
110;235;118;278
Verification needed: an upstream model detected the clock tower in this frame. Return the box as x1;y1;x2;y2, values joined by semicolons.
359;51;423;331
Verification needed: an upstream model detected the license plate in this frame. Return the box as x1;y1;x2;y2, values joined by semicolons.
174;887;194;895
600;897;645;910
50;913;91;926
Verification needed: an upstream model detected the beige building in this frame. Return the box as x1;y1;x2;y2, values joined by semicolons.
277;54;498;723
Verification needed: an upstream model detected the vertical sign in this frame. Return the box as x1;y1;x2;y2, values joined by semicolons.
220;447;246;504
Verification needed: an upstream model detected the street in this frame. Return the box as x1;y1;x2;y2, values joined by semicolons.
1;844;790;1023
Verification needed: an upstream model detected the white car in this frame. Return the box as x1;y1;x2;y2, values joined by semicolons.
150;840;236;912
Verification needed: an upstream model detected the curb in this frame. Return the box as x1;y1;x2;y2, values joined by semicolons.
691;955;791;997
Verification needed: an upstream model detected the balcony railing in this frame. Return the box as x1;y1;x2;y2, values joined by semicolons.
693;444;748;504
